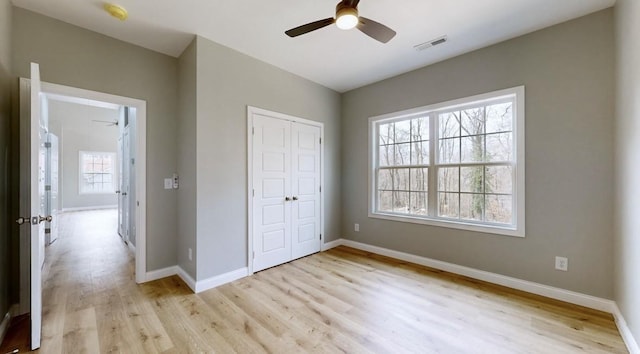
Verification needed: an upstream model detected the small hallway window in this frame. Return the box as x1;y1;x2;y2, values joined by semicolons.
79;151;116;194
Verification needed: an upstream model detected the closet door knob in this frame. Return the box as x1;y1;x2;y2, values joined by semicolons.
285;197;291;202
292;196;298;201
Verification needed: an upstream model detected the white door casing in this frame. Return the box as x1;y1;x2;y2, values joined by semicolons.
248;107;323;273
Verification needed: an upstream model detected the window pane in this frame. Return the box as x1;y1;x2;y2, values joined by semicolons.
460;193;484;221
461;166;484;193
378;169;392;190
395;143;411;166
410;192;428;216
438;192;459;218
439;112;460;138
393;191;410;213
486;132;513;162
412;117;429;142
379;123;394;145
392;168;410;191
379;145;393;167
411;141;429;165
461;135;484;163
438;167;459;192
486;102;513;134
485;194;513;224
410;168;428;191
395;120;411;144
439;138;460;164
461;108;484;136
378;191;393;212
485;165;513;194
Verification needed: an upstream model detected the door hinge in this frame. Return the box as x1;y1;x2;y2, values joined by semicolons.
253;251;255;259
252;127;255;135
320;234;322;240
319;186;321;193
252;189;255;197
319;138;322;145
44;142;52;148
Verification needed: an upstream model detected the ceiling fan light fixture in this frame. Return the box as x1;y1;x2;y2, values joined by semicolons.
336;7;358;30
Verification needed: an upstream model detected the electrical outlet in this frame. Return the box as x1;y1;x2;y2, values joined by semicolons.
188;248;193;261
555;256;568;271
354;223;360;232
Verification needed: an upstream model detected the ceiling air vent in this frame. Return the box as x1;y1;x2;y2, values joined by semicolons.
414;36;448;51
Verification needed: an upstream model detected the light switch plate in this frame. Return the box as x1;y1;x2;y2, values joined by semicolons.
164;178;173;189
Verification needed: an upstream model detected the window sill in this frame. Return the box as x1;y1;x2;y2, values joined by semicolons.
368;212;525;238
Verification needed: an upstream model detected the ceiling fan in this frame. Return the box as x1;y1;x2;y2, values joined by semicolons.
285;0;396;43
92;119;118;126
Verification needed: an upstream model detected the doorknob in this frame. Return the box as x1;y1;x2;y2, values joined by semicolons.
38;215;53;223
115;190;121;194
15;217;30;225
122;192;127;196
292;196;298;201
285;196;291;202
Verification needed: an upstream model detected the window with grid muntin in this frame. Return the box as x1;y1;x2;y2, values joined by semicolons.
370;87;524;237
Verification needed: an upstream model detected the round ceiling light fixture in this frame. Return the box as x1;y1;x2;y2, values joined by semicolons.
335;4;358;30
104;3;128;21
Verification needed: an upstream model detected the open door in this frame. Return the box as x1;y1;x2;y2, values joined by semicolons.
16;62;47;350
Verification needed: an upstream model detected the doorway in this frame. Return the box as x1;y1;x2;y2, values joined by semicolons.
17;80;148;319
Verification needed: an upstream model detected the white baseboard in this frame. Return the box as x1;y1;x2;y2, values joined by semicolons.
194;268;248;293
611;303;640;354
339;239;614;312
176;266;197;292
145;265;179;282
321;238;343;251
61;205;118;212
0;311;10;347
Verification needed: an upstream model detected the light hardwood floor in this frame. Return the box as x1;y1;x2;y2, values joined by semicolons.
34;210;627;353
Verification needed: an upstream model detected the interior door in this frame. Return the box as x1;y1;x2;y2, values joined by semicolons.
291;123;321;259
117;134;123;237
29;62;45;350
45;133;59;245
122;127;130;243
252;114;292;272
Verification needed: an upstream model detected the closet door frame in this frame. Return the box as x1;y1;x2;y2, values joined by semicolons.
247;106;324;275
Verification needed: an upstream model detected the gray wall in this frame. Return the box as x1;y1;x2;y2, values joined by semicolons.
0;0;11;320
614;0;640;343
177;39;197;278
194;36;341;280
48;100;119;210
12;8;179;271
341;10;615;298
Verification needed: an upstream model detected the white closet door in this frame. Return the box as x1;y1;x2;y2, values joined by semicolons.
291;123;321;259
252;114;292;272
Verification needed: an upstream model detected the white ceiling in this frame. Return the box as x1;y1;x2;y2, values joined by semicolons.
12;0;615;92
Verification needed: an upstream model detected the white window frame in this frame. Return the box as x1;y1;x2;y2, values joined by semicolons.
368;86;525;237
78;150;116;195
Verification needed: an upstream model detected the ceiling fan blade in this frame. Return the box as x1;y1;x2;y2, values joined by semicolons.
344;0;360;7
357;16;396;43
285;18;335;37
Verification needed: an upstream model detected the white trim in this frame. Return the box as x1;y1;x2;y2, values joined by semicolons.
145;266;178;282
246;106;324;275
0;311;10;347
194;268;249;293
612;304;640;354
39;81;148;285
321;238;344;251
176;266;197;292
340;239;614;313
367;86;525;238
61;205;117;212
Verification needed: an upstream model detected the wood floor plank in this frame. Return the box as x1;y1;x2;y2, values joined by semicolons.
30;210;628;354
